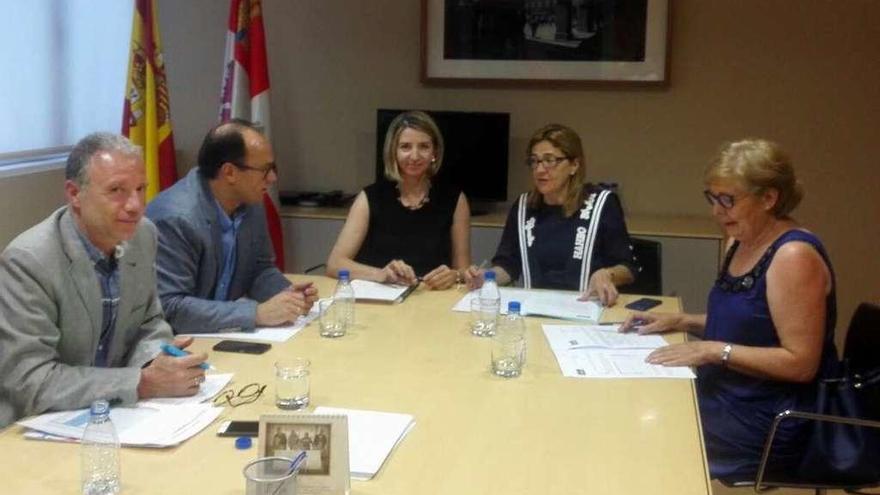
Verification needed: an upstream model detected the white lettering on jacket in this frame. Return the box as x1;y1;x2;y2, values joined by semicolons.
573;226;587;260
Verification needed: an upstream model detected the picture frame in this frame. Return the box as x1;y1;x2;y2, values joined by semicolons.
258;413;350;495
421;0;670;86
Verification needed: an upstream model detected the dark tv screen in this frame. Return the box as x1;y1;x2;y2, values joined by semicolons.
375;109;509;202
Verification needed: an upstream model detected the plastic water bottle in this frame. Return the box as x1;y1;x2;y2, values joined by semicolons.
335;269;356;330
479;270;501;335
81;400;121;495
502;300;527;364
491;300;526;378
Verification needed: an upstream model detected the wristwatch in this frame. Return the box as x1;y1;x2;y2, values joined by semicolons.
720;343;733;367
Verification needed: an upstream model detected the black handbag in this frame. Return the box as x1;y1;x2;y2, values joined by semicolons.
796;367;880;484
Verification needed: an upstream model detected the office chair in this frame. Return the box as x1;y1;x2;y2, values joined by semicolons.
620;237;662;296
722;303;880;494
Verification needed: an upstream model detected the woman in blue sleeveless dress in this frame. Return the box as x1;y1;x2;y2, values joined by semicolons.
621;139;838;480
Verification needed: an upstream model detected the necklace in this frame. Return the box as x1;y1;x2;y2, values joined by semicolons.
397;182;431;210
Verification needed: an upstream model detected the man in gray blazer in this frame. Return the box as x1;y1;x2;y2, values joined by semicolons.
0;133;208;428
146;120;318;334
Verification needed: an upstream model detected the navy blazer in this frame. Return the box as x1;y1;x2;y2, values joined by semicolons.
146;168;290;333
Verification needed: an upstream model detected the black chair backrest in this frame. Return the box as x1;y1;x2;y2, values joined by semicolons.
620;237;662;296
843;302;880;376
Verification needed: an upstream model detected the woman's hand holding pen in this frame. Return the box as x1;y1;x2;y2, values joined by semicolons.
463;260;490;290
421;264;457;290
380;259;417;286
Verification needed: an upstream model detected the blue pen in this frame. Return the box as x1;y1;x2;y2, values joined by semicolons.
271;451;308;495
160;343;215;370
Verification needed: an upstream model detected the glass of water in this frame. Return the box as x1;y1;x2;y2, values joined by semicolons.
318;299;345;338
491;333;524;378
470;298;497;337
275;358;310;410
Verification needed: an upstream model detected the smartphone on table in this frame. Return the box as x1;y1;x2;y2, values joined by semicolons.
217;420;259;437
624;297;663;312
212;340;271;354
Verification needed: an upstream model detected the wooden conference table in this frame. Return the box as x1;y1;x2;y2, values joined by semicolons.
0;275;711;494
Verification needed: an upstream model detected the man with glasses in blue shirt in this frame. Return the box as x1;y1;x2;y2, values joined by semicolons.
146;119;317;334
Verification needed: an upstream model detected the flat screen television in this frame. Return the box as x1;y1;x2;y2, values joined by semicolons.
375;109;510;203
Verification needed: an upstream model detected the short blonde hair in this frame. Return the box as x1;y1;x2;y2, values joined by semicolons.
382;111;444;182
705;139;803;218
526;123;587;217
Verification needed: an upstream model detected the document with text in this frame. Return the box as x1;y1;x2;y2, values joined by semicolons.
543;324;696;379
19;402;222;448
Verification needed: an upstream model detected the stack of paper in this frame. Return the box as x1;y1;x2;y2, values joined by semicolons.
453;288;603;322
19;373;232;447
350;280;412;303
314;406;415;480
543;324;695;379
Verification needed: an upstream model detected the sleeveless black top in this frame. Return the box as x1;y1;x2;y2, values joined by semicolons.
354;180;461;276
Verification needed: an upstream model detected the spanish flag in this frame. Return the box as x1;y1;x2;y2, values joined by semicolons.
122;0;177;202
220;0;285;271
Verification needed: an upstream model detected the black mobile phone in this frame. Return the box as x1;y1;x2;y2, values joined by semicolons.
625;297;663;312
217;420;259;437
212;340;271;355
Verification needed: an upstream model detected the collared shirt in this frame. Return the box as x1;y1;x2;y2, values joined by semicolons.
73;226;121;367
212;199;245;301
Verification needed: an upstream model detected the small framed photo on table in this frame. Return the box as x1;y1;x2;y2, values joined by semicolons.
259;413;350;495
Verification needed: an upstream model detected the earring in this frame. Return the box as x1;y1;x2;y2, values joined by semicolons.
431;157;436;163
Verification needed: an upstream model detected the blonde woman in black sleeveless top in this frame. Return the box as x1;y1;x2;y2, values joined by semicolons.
326;111;471;289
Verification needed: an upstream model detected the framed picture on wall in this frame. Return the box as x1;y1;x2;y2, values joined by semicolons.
421;0;670;85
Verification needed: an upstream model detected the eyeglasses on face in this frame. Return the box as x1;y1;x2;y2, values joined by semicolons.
703;190;740;209
234;161;277;179
212;382;266;408
526;155;569;169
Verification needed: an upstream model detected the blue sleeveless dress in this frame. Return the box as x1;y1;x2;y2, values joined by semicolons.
698;230;839;480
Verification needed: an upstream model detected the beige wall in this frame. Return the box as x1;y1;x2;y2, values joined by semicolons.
156;0;879;345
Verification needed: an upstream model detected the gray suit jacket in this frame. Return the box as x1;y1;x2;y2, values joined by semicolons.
0;207;172;428
145;168;290;333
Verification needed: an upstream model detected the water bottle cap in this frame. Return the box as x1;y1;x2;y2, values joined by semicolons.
508;301;521;313
484;270;496;281
339;269;350;281
235;436;253;450
90;400;110;416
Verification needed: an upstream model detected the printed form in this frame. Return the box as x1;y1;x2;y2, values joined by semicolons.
543;324;695;379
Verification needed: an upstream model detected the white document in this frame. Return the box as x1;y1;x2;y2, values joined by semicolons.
542;324;695;379
18;402;222;448
553;348;696;379
314;406;415;481
350;280;411;302
139;373;233;407
452;288;603;322
184;304;319;342
542;325;668;350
